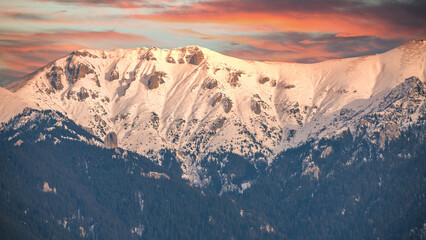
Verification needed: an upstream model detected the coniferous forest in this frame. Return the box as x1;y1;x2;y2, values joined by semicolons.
1;110;425;239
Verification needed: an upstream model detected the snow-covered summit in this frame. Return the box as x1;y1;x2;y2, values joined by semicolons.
1;41;425;183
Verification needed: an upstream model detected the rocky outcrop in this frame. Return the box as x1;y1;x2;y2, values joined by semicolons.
228;71;243;87
189;50;204;65
47;66;64;91
110;70;119;81
258;77;270;84
166;56;176;64
204;78;218;89
378;122;401;149
251;100;261;114
104;132;118;149
210;92;223;107
77;87;89;101
73;50;98;58
144;51;157;61
279;82;296;89
147;71;167;89
67;64;94;84
320;146;333;159
270;79;277;87
222;97;233;113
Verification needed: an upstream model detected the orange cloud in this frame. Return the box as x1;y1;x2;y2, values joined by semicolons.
131;0;425;40
139;11;421;39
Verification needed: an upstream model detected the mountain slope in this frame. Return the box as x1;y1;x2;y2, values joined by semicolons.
0;109;276;239
1;40;425;186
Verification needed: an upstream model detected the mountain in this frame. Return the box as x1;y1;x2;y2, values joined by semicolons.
1;41;425;239
1;40;425;187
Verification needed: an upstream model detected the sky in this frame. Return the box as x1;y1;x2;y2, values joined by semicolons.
0;0;425;86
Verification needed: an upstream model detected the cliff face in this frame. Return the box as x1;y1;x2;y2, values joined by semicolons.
104;132;118;148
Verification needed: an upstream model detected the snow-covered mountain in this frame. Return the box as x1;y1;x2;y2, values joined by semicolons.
1;40;425;185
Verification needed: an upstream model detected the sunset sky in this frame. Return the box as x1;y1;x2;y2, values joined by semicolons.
0;0;425;85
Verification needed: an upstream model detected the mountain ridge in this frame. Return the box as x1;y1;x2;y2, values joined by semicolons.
1;40;425;186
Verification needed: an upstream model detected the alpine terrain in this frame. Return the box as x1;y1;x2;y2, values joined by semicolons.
0;40;425;239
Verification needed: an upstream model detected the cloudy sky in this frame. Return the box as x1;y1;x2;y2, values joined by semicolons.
0;0;425;85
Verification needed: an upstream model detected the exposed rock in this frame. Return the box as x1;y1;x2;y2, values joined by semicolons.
110;70;119;81
204;78;218;89
46;66;64;91
166;56;176;64
42;182;56;194
144;51;157;61
279;82;296;89
258;77;270;84
189;50;204;65
378;122;400;149
210;92;223;107
222;97;233;113
147;71;167;89
251;100;261;114
228;71;243;87
73;50;98;58
104;132;118;149
270;79;277;87
68;64;94;84
320;146;333;159
408;76;426;96
14;139;24;146
77;87;89;101
94;77;101;87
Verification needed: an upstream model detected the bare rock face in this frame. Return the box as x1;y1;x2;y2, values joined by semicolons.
73;50;98;58
251;100;261;114
378;122;401;149
270;79;277;87
204;78;218;89
147;71;167;89
278;82;296;89
228;71;243;87
110;70;120;81
210;92;223;107
104;132;118;149
189;50;204;65
68;64;94;84
47;66;64;91
77;87;89;101
144;51;157;61
166;56;176;64
258;77;270;84
320;146;333;159
222;97;233;113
